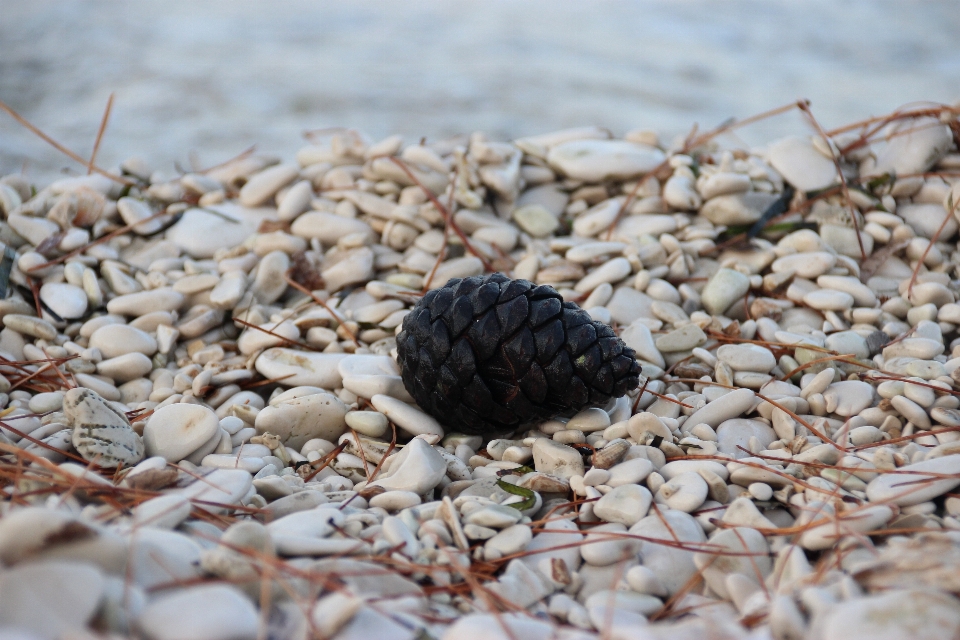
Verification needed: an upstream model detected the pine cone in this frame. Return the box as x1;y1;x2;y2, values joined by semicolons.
396;273;643;435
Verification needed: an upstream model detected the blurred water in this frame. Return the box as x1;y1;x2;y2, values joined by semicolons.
1;0;958;181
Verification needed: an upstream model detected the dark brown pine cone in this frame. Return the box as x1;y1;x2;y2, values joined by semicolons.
396;273;643;436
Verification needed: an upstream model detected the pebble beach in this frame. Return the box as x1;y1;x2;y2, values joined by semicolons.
1;103;960;640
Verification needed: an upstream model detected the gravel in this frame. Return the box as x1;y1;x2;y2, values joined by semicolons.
1;103;960;638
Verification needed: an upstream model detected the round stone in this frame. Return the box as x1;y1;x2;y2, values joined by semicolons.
594;484;653;526
345;411;389;438
547;139;665;182
819;589;960;640
144;403;220;462
0;560;105;638
137;584;259;640
369;437;448;494
717;344;777;373
580;522;640;566
40;282;88;319
701;268;750;315
254;389;348;449
866;454;960;506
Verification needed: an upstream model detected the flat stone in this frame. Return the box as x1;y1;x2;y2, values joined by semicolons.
871;117;953;176
660;459;729;481
249;250;291;303
693;527;771;600
132;494;192;530
620;321;664;368
655;471;708;512
263;491;329;519
804;288;855;311
107;288;185;317
484;524;533;558
607;457;655;486
575;257;632;292
239;163;299;207
716;419;777;460
322;247;375;292
254;349;349;389
429;256;485;289
655;324;706;352
255;388;347;449
766;135;838;191
512;204;559;237
721;496;777;529
606;287;655;326
166;205;264;259
0;560;105;638
290;211;373;245
339;354;413;402
143;403;220;462
532;438;585;479
345;410;389;438
368;490;421;512
40;282;88;320
816;589;960;640
7;214;60;245
370;394;444;438
465;504;523;529
3;314;57;340
580;522;640;566
866;454;960;506
629;510;706;594
700;192;780;225
771;251;837;278
137;584;258;640
701;268;750;315
566;407;610;433
594;484;652;526
89;324;159;359
117;196;164;234
899;202;958;240
798;503;894;551
519;518;584;584
381;515;420;557
66;387;144;468
337;352;400;378
824;330;870;359
717;344;776;373
683;388;756;429
547;139;664;182
585;588;663;619
370;437;448;494
237;319;300;355
0;507;99;565
209;271;247;309
277;179;313;220
729;457;793;488
822;380;874;417
97;352;153;383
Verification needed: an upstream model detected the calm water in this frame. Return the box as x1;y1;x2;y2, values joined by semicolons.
1;0;958;181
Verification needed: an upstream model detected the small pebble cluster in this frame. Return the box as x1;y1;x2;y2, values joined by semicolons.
1;107;960;640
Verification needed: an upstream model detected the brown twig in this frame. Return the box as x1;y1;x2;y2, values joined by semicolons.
27;210;171;272
232;317;320;352
906;191;960;298
197;145;257;174
0;97;134;186
798;101;866;261
387;157;494;271
88;93;115;176
283;275;361;347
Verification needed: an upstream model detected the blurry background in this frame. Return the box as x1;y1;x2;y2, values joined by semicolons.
2;0;958;182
